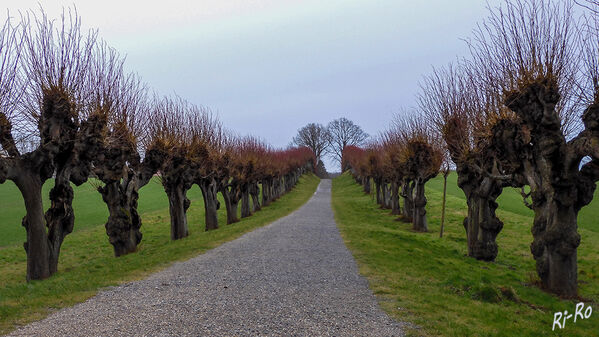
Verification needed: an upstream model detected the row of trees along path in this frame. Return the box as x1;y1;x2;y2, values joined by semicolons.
343;0;599;299
0;9;315;282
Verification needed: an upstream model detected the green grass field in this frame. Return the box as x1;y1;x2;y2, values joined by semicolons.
332;172;599;337
0;174;320;334
0;178;206;247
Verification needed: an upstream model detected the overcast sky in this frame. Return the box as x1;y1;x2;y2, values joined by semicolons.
4;0;501;171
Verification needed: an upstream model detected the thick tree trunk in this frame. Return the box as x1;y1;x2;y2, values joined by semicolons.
412;178;428;232
461;177;504;261
16;172;51;281
271;179;277;201
45;170;76;275
228;198;240;224
384;183;392;209
401;180;414;222
499;77;595;297
464;195;480;257
380;182;389;209
464;197;503;261
164;183;190;240
241;184;251;218
249;181;261;212
362;176;371;194
390;180;401;215
262;179;271;207
99;178;143;256
277;177;282;198
375;179;382;205
285;173;294;192
199;178;220;231
530;201;580;297
220;185;240;224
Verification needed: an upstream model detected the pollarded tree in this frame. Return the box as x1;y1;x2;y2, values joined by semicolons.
365;143;385;207
342;145;370;193
91;53;162;256
419;63;515;261
240;137;268;217
249;140;268;214
281;146;315;192
269;152;284;202
218;135;266;223
190;109;223;231
151;96;197;239
0;9;108;281
381;131;404;216
468;0;599;297
218;136;242;224
259;147;276;207
394;114;443;232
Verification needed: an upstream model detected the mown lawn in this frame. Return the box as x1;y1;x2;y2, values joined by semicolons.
0;173;320;334
332;172;599;337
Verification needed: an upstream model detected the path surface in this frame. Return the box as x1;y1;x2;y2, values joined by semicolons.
8;180;405;336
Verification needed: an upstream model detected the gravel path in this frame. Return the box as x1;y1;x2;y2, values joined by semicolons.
7;179;405;336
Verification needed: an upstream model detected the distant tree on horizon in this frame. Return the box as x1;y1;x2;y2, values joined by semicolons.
326;117;369;170
292;123;329;168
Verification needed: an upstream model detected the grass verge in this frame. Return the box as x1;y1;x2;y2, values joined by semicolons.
331;172;598;337
0;173;320;334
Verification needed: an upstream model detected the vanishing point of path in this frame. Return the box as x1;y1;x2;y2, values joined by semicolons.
8;180;405;336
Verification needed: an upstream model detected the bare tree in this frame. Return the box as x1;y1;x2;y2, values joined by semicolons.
467;0;599;297
327;117;368;169
91;51;163;256
419;63;512;261
393;113;443;232
364;142;385;206
292;123;329;167
191;110;224;231
0;7;105;281
381;131;404;216
218;135;266;224
151;95;196;239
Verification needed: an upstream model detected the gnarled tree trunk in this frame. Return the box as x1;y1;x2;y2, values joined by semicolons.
412;178;428;232
241;183;251;218
500;78;591;297
220;183;240;224
45;170;75;275
15;170;51;281
362;176;371;194
374;178;382;205
390;180;401;215
531;200;580;297
380;182;389;209
199;178;220;231
262;178;272;206
401;179;414;222
458;169;504;261
384;182;392;209
249;181;261;212
163;181;191;240
99;176;143;256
